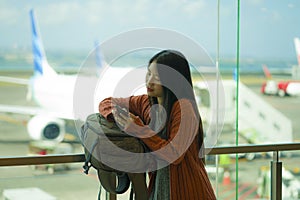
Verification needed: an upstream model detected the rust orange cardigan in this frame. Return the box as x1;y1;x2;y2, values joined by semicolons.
99;95;216;200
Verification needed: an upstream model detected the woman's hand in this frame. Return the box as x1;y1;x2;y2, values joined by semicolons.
112;107;144;135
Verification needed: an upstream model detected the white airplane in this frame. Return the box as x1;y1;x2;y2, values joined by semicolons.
0;9;146;142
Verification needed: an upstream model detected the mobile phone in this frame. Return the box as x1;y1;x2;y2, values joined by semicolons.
115;105;129;116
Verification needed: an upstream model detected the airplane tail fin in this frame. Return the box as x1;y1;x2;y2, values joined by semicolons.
93;40;108;76
294;37;300;66
94;40;105;69
30;9;57;76
262;64;272;79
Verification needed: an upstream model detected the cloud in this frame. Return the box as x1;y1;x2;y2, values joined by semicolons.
182;1;206;18
0;0;209;28
0;0;298;59
0;2;20;25
34;2;82;25
246;0;264;6
287;3;295;8
33;1;153;26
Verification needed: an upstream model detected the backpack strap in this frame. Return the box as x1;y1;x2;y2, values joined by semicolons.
129;186;134;200
82;139;98;174
97;169;130;194
97;184;101;200
128;173;148;200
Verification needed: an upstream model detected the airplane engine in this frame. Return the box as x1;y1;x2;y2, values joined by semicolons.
27;115;65;142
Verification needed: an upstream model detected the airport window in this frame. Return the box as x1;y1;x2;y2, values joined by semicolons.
1;1;300;200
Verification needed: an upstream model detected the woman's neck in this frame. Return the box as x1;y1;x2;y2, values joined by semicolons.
157;97;163;105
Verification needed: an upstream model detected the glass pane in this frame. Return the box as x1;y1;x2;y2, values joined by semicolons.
238;1;300;199
1;1;300;200
239;0;300;145
205;1;300;199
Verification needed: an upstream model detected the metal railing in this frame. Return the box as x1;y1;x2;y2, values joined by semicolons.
1;142;299;166
1;142;300;200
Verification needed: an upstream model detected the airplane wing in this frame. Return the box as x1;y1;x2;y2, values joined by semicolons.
0;77;75;120
0;76;29;85
0;104;75;120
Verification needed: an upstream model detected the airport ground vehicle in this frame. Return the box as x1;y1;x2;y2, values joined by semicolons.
257;166;300;199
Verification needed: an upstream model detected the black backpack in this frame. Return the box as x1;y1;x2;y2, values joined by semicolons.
80;113;148;200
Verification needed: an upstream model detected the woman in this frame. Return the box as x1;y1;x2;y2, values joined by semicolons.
99;50;216;199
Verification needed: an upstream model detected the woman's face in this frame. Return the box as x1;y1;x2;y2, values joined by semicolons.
146;62;164;99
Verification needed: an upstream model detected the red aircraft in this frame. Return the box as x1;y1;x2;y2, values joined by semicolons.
261;38;300;97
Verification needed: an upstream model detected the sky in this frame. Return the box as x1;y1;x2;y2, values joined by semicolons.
0;0;299;62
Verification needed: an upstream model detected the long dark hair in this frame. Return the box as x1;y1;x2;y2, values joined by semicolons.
147;50;204;153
